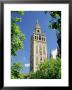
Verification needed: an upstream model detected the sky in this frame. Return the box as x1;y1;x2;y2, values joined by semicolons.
11;11;57;74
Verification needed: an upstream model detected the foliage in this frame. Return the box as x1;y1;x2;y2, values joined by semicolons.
11;58;61;79
30;58;61;79
49;11;61;30
15;11;24;15
45;11;61;58
49;11;61;58
11;62;23;79
11;11;25;56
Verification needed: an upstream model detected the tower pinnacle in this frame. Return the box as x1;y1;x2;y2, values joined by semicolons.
35;19;40;29
37;19;39;25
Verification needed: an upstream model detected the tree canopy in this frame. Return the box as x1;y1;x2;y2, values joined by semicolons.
45;11;61;58
30;57;61;79
11;62;23;79
11;11;26;79
11;11;25;56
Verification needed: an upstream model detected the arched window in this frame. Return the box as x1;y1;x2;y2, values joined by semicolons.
35;36;36;39
37;30;39;32
39;35;41;40
40;57;42;61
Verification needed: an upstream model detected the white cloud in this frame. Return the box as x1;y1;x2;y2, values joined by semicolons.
51;48;57;59
25;63;30;67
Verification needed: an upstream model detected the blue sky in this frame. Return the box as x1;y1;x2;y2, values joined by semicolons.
11;11;57;74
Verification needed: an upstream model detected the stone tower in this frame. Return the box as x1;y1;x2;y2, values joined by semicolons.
30;20;48;72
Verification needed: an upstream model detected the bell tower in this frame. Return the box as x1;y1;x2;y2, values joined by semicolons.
30;20;48;72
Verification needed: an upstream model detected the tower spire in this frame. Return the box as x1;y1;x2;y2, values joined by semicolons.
37;19;39;25
35;19;40;29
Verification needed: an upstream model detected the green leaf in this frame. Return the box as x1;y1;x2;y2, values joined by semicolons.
15;18;22;22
